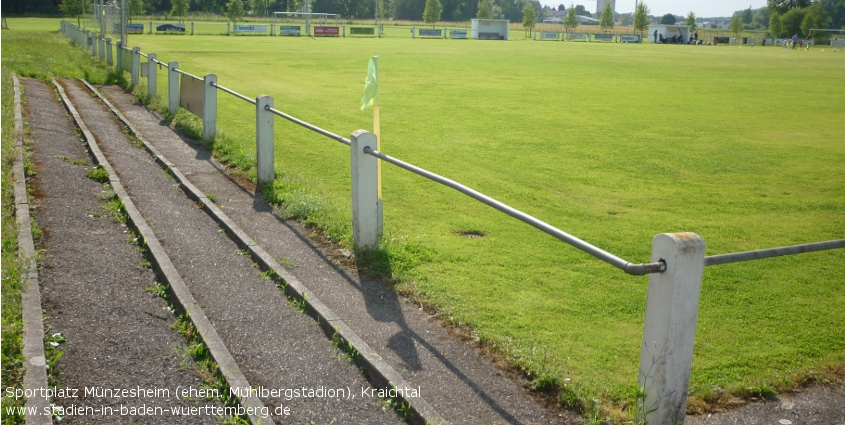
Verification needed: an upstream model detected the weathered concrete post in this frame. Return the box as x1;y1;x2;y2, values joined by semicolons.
116;42;123;71
202;74;217;142
638;232;706;425
90;32;96;55
106;39;113;66
255;95;274;189
351;130;382;249
130;46;141;87
168;61;179;115
98;36;105;61
147;53;157;98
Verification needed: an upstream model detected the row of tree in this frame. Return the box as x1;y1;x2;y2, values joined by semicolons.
720;1;844;39
9;0;845;38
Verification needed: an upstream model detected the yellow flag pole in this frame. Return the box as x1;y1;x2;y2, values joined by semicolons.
373;56;381;202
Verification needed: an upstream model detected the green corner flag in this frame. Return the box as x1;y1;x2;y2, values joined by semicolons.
361;55;382;201
361;56;379;111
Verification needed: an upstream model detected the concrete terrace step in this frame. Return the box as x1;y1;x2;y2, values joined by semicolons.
54;78;407;425
20;77;222;424
88;83;580;425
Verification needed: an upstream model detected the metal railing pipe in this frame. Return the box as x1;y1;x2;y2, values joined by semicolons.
211;82;257;105
704;239;845;267
362;146;665;275
174;68;203;82
265;106;351;146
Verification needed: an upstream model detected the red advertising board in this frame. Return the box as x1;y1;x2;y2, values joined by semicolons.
314;26;339;36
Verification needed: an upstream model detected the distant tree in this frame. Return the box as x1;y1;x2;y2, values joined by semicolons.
827;0;845;30
769;11;782;36
767;0;811;14
491;3;503;19
781;7;808;36
574;4;590;16
801;2;828;38
729;12;744;40
522;2;536;34
59;0;85;26
660;13;676;24
129;0;146;22
476;0;492;18
558;4;565;12
530;0;545;20
171;0;189;23
563;3;578;32
423;0;442;25
599;1;614;33
620;13;632;26
742;7;753;24
633;1;649;34
684;11;697;31
226;0;245;23
752;7;770;29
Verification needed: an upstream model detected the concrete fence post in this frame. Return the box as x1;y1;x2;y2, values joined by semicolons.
147;53;157;98
227;22;231;36
116;42;123;71
350;130;382;249
191;22;195;35
638;232;706;425
130;46;141;87
106;39;113;66
168;61;179;115
202;74;217;142
90;32;96;55
255;95;274;189
98;37;105;61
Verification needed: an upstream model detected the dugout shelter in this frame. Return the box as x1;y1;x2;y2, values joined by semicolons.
647;24;692;44
471;19;509;40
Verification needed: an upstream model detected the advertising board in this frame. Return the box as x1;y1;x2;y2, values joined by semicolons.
314;26;340;36
156;23;186;32
278;25;301;36
419;29;442;37
449;29;467;39
234;24;267;34
350;27;375;35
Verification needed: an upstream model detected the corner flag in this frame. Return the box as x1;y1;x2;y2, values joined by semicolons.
361;55;382;206
361;56;379;111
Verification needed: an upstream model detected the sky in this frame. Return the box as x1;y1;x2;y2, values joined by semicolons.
543;0;770;18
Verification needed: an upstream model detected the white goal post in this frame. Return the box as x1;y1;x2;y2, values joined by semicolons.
272;11;340;25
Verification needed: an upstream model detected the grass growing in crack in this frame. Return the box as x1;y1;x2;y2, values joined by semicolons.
171;315;249;424
85;165;109;183
144;281;170;300
1;68;25;425
102;192;128;225
376;395;413;422
206;192;217;203
43;331;67;387
56;155;89;166
330;328;361;365
287;293;308;313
